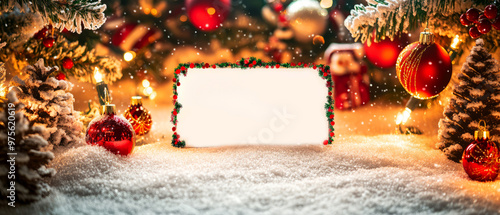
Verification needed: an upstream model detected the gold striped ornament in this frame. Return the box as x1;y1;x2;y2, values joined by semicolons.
396;30;452;99
124;96;153;135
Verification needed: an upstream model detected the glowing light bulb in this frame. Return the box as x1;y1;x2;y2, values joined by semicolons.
94;67;103;83
395;108;412;125
450;35;460;50
123;51;136;62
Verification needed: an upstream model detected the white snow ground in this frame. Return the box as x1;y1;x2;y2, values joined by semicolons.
4;103;500;214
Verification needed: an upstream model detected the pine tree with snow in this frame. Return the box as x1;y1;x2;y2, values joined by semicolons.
0;0;121;83
0;89;56;203
437;39;500;162
11;59;84;148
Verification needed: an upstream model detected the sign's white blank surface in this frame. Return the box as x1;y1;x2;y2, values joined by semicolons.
176;68;329;147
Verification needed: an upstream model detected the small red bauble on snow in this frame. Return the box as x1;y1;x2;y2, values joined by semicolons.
43;37;55;48
396;30;452;99
123;96;153;136
484;5;498;20
86;104;136;156
185;0;231;32
56;72;66;80
62;57;74;69
462;121;500;181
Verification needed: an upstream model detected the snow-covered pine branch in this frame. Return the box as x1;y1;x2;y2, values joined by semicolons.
344;0;499;50
0;89;55;203
0;0;107;34
11;59;85;148
0;10;44;49
13;35;122;83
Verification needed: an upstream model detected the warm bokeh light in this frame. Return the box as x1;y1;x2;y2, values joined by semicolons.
151;8;158;16
320;0;333;8
123;51;136;62
142;79;150;88
144;86;153;96
149;91;157;100
94;67;103;83
207;7;216;15
180;15;188;22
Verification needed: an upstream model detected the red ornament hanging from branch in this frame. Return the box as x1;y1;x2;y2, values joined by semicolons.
185;0;231;32
364;35;406;69
396;30;452;99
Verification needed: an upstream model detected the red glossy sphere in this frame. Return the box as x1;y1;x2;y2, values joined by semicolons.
466;8;480;22
396;41;452;99
56;72;66;80
492;18;500;31
484;5;498;20
43;37;55;48
469;26;482;39
364;36;405;69
62;57;74;69
460;13;473;26
477;19;492;34
185;0;231;31
86;113;136;156
462;138;500;181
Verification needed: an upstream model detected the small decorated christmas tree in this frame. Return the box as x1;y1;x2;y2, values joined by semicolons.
0;89;55;203
438;39;500;162
11;59;84;148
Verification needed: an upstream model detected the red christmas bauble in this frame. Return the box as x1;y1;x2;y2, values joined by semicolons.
185;0;231;31
56;72;66;80
460;13;473;26
111;23;161;52
123;96;153;136
62;57;74;69
469;26;482;39
43;37;55;48
484;5;498;20
477;19;492;34
462;127;499;181
466;8;480;22
396;32;452;99
86;105;136;156
492;17;500;31
364;36;405;69
34;26;51;40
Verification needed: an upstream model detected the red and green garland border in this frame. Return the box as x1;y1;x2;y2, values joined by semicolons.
171;57;335;147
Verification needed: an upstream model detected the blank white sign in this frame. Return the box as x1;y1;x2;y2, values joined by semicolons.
176;68;329;147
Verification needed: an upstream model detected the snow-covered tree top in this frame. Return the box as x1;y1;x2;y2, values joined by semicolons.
1;0;107;33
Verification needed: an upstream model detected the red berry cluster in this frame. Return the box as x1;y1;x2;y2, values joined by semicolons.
34;26;57;48
461;4;500;39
